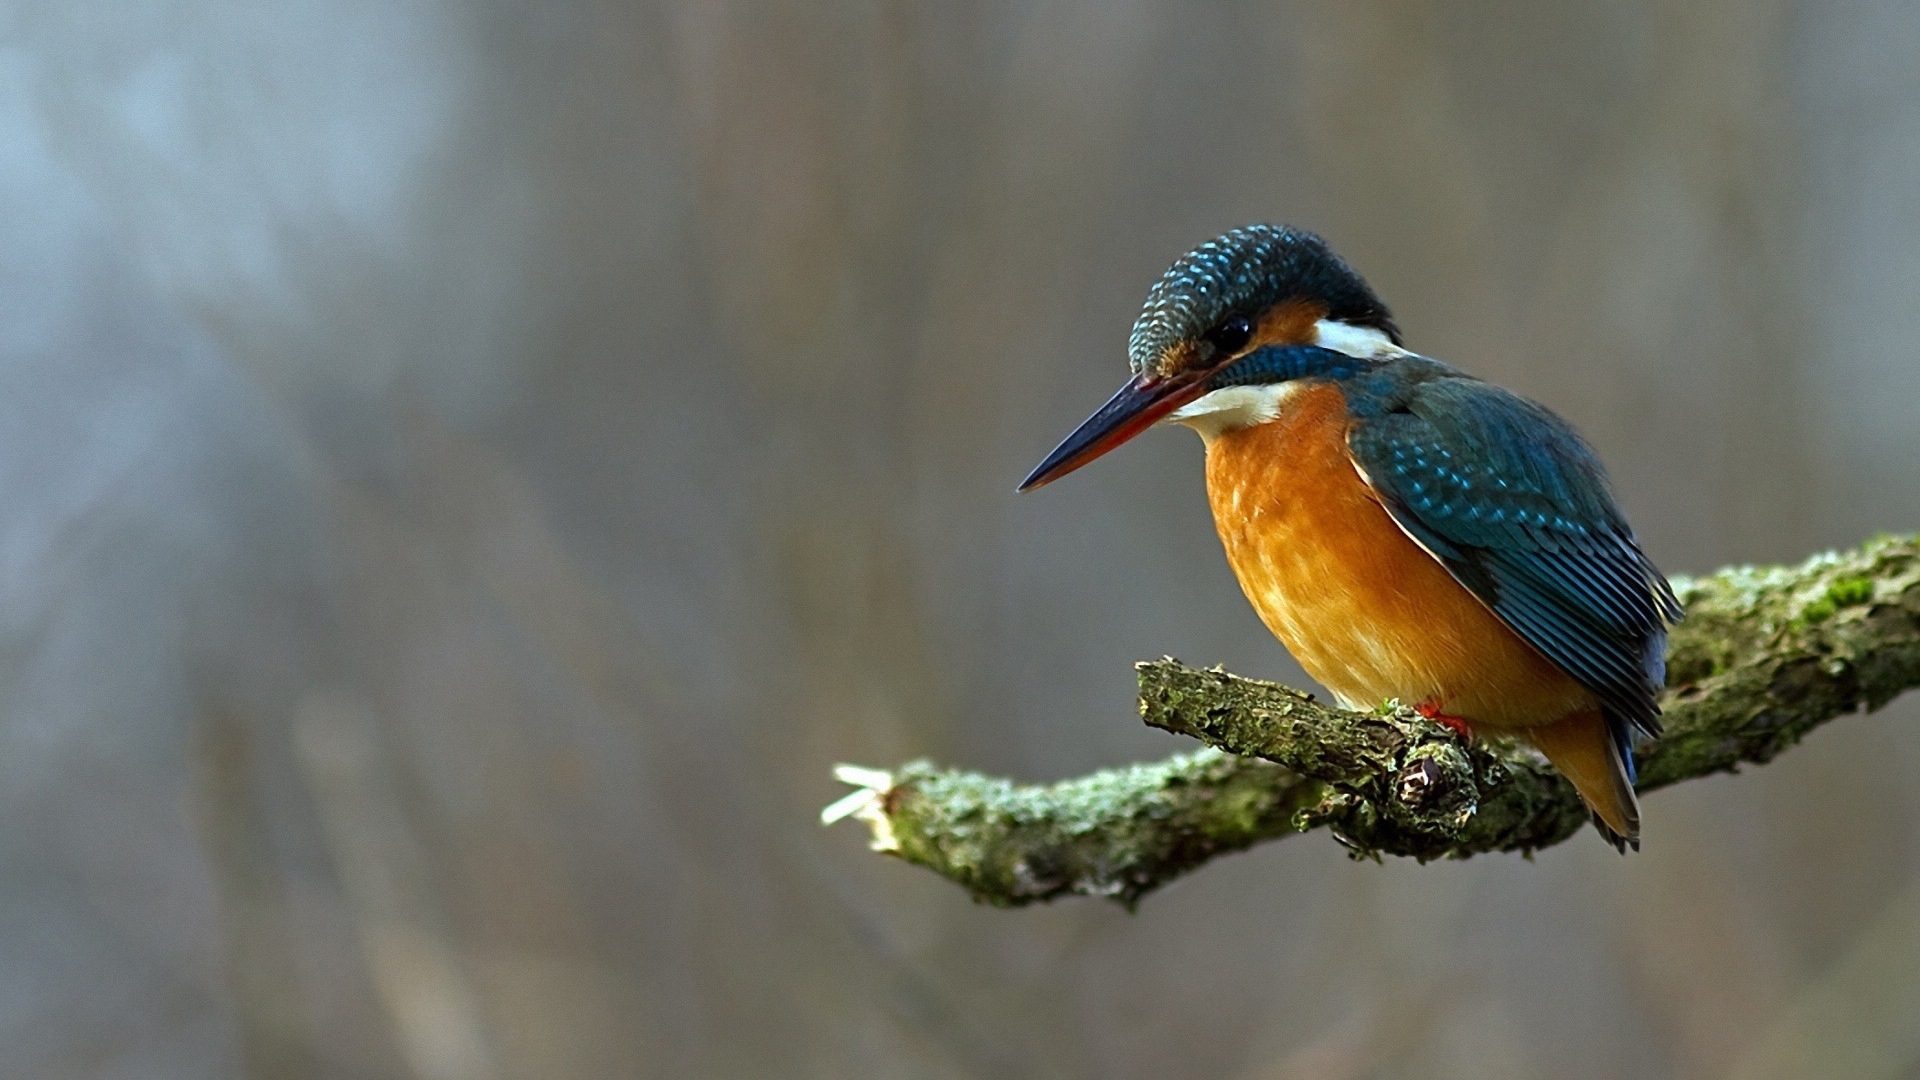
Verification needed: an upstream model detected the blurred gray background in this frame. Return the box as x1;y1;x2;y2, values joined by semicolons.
3;0;1920;1077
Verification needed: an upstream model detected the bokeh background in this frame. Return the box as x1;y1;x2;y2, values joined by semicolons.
4;0;1920;1077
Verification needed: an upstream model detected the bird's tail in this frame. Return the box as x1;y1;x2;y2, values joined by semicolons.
1525;709;1641;852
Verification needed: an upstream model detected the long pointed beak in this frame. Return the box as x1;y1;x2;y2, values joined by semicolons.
1018;371;1210;491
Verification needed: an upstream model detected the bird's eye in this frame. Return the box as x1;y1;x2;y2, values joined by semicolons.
1207;314;1254;357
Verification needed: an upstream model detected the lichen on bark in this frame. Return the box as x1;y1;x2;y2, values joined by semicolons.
824;536;1920;906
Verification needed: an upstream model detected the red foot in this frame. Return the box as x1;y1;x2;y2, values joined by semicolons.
1415;699;1473;738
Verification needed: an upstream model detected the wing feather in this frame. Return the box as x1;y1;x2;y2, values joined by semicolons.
1346;367;1680;764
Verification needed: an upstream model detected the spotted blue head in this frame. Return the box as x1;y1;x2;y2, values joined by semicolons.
1021;224;1399;490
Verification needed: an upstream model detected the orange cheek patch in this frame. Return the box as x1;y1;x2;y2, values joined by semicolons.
1251;298;1328;351
1154;298;1328;378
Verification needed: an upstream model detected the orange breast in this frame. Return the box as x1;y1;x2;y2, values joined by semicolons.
1203;382;1596;731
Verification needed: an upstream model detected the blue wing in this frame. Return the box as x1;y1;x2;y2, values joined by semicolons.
1344;360;1682;771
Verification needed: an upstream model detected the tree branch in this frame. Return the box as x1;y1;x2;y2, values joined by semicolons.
823;536;1920;906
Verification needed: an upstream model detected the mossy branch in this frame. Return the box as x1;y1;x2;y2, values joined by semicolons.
823;536;1920;907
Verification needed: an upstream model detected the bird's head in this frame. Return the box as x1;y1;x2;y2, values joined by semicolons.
1019;224;1399;490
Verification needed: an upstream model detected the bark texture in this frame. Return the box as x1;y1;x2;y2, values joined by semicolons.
823;536;1920;906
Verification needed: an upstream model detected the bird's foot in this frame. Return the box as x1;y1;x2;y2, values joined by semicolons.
1414;699;1473;738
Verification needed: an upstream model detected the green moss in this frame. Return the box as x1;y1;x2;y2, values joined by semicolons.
1826;574;1875;609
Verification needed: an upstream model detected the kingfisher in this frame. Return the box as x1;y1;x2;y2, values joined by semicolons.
1020;224;1681;850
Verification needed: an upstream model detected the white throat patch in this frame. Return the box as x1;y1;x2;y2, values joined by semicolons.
1166;383;1306;444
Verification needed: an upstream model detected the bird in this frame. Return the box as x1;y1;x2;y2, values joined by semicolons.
1018;224;1681;850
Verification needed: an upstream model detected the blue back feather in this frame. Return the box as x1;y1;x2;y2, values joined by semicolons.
1338;357;1682;771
